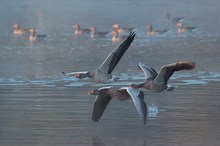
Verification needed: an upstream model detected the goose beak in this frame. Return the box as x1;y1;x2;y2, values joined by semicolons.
88;90;93;95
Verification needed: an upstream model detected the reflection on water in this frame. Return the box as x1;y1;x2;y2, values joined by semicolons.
1;0;220;146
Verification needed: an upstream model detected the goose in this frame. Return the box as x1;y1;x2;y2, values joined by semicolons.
29;28;47;41
62;31;136;83
13;23;31;35
73;24;90;35
130;62;195;92
112;24;134;34
111;30;122;43
90;27;109;39
88;86;147;124
177;22;196;33
166;13;183;23
146;24;168;35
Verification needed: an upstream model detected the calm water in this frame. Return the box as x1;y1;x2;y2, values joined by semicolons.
0;0;220;146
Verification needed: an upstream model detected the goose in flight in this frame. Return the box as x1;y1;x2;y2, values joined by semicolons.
130;62;195;92
62;31;136;83
88;86;147;124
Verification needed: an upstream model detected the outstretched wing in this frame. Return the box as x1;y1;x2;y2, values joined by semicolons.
99;31;136;74
62;71;88;76
154;62;195;84
121;87;147;124
92;94;112;122
138;62;158;81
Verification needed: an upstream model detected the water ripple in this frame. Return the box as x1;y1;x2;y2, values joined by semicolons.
0;71;219;87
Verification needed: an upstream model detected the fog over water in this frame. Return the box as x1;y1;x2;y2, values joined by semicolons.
0;0;220;145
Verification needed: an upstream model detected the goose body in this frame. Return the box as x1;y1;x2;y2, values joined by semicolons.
13;23;31;35
112;24;134;34
131;62;196;92
146;24;168;35
29;28;47;41
63;31;136;83
73;24;90;35
90;27;109;38
111;30;130;43
177;22;196;33
89;86;147;124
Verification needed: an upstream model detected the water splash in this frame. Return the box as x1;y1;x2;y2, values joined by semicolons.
147;103;159;118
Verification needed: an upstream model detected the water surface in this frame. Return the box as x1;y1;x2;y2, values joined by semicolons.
0;0;220;145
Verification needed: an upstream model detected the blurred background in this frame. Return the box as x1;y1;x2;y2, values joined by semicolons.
0;0;220;146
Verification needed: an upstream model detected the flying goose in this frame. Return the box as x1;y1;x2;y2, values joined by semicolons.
146;24;168;35
177;22;196;33
13;23;31;35
88;86;147;124
62;31;136;83
130;62;195;92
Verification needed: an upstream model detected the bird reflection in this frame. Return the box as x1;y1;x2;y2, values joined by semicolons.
92;136;106;146
91;136;148;146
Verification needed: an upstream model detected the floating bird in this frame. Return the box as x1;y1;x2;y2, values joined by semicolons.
90;27;109;39
13;23;31;35
29;28;47;41
73;24;90;35
112;24;134;34
111;30;130;43
130;62;195;92
146;24;168;35
166;13;183;23
62;31;136;83
89;86;147;124
177;22;196;33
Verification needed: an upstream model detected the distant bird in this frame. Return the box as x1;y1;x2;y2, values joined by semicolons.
29;28;47;41
112;24;134;34
90;27;109;39
73;24;90;35
62;31;136;83
177;22;196;33
130;62;196;92
166;13;183;23
146;24;168;35
89;86;147;124
111;30;121;43
13;23;31;35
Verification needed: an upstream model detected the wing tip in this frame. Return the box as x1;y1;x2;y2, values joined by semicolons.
129;31;136;40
